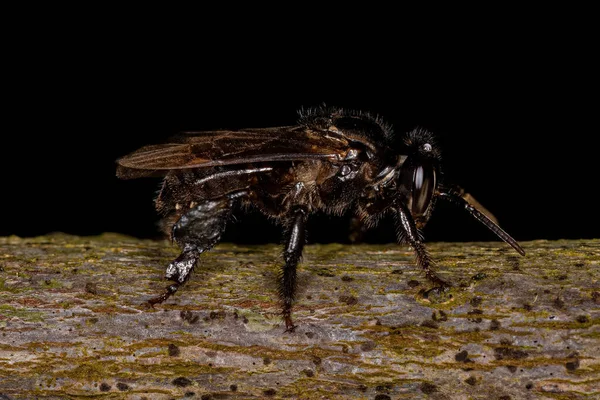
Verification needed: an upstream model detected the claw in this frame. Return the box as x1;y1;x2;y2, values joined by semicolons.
147;283;179;307
425;272;451;290
284;316;296;333
283;309;296;333
420;282;453;304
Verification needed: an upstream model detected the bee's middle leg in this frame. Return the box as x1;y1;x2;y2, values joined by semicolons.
148;192;245;306
280;208;307;332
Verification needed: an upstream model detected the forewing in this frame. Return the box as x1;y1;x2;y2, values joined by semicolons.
116;126;352;178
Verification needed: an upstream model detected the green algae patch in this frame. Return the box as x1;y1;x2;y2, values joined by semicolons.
87;305;140;314
0;304;45;322
511;318;599;330
0;278;26;294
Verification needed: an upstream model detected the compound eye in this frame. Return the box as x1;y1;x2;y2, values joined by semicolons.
411;163;436;216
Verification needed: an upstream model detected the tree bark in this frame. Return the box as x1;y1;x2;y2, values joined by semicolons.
0;234;598;399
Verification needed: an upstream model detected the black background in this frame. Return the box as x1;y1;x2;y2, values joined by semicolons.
3;18;597;245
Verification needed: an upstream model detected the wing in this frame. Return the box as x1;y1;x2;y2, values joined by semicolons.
116;125;355;179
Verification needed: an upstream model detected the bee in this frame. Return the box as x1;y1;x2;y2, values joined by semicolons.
117;106;524;331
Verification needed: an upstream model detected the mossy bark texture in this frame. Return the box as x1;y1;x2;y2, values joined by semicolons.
0;234;598;399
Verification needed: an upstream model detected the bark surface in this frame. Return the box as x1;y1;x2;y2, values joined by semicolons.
0;234;598;399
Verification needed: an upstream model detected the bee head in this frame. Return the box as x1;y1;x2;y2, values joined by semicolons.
397;128;442;226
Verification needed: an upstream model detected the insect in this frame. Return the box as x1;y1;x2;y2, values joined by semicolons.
117;106;525;331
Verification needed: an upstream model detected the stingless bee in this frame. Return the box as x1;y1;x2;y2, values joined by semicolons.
117;106;524;331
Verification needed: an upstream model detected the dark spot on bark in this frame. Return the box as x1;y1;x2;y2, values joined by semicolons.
201;395;211;400
210;310;226;320
303;369;314;377
85;282;98;294
407;280;420;288
506;365;517;373
263;388;277;396
360;341;376;351
173;377;192;387
116;382;129;391
592;291;600;304
522;303;533;311
184;392;195;398
87;317;98;325
574;262;584;267
494;346;528;360
470;296;482;307
507;256;520;270
391;269;403;274
99;383;111;392
375;384;392;392
490;319;501;330
230;384;237;391
243;316;249;323
468;309;483;323
374;395;391;400
499;396;511;400
455;350;469;362
341;275;354;281
464;376;477;385
358;384;368;392
316;268;335;277
525;382;533;390
168;343;180;357
339;295;358;305
471;272;487;281
420;382;437;394
553;296;565;309
431;310;448;322
576;315;590;323
263;357;271;365
305;331;315;339
420;320;439;329
390;326;404;335
566;359;580;371
181;310;200;323
557;274;568;280
312;356;322;365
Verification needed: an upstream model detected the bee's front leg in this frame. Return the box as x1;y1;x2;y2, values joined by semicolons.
280;208;307;332
394;202;450;290
148;194;237;306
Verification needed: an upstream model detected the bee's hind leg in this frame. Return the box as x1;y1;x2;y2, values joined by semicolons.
148;191;246;306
